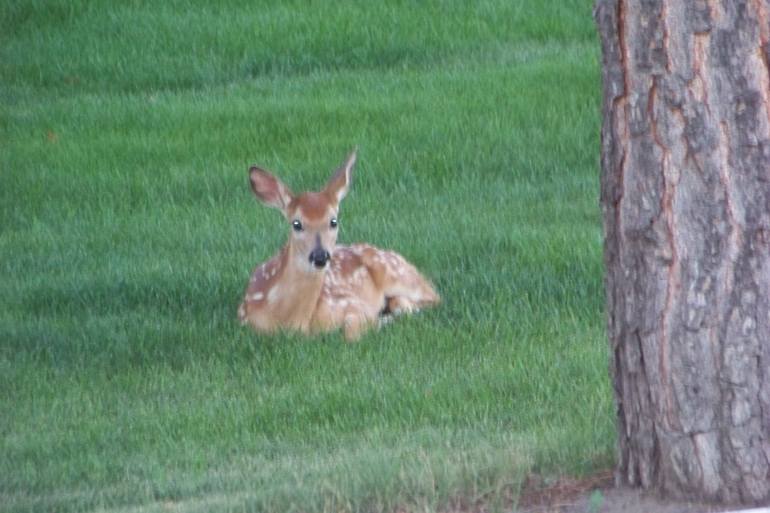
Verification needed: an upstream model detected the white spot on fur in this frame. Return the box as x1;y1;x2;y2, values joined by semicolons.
251;292;264;301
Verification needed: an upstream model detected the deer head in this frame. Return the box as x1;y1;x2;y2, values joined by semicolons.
249;150;356;273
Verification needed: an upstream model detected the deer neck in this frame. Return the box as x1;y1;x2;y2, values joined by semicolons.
269;243;326;329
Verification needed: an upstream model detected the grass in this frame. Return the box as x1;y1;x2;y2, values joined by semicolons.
1;1;612;511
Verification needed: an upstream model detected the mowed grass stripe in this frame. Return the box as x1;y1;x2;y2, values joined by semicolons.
2;50;597;229
2;1;595;93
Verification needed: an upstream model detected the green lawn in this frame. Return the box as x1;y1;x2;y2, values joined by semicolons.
1;1;612;512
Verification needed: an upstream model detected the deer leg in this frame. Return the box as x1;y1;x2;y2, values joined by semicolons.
343;310;372;342
385;296;420;315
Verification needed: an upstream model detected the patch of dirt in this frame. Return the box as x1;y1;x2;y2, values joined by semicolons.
517;470;758;513
517;470;614;512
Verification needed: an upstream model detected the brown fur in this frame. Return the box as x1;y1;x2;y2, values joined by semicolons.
238;151;440;341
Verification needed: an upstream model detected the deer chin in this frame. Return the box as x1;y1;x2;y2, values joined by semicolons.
299;257;327;274
309;263;327;273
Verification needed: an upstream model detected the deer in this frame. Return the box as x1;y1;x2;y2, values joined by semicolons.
237;150;440;341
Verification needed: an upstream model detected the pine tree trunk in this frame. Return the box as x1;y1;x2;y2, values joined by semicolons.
595;0;770;504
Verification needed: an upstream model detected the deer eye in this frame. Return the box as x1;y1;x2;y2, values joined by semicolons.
330;217;338;229
292;220;303;232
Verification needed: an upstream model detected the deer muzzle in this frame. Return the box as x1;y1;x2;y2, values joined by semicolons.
309;247;330;269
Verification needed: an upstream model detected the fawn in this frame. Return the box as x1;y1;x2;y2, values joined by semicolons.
237;151;440;341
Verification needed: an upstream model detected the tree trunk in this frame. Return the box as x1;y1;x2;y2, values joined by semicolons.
595;0;770;504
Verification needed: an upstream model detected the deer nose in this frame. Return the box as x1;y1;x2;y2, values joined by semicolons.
309;248;330;269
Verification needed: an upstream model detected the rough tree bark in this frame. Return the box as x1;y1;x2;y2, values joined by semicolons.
595;0;770;504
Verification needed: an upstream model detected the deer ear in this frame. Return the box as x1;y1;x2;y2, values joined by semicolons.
249;166;294;213
325;149;356;204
